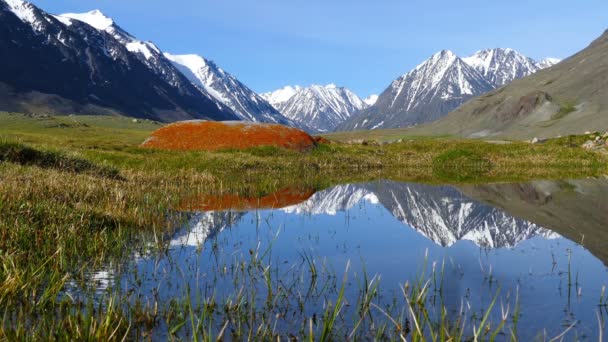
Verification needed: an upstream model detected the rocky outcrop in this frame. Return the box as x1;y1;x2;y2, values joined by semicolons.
141;120;317;152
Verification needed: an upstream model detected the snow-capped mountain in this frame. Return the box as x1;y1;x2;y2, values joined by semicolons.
164;53;294;125
462;48;558;87
58;10;240;115
283;181;559;248
262;84;368;133
0;0;237;122
340;50;493;131
339;49;560;131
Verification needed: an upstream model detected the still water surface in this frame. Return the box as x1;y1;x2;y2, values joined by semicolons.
82;179;608;340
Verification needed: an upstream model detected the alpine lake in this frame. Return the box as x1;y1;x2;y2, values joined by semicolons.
66;178;608;341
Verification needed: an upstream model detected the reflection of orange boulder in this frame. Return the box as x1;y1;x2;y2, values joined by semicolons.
141;120;316;152
178;187;316;211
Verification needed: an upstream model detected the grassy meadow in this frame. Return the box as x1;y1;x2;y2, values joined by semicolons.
0;111;607;339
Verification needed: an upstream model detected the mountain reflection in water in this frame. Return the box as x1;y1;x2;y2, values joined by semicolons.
80;179;608;340
177;181;561;249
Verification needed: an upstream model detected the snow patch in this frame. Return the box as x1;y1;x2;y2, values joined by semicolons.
364;94;378;106
52;15;72;26
125;41;157;60
371;121;384;130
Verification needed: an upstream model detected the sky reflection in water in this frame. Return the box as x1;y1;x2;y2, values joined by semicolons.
89;180;608;340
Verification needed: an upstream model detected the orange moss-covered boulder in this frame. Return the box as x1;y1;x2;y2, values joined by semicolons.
177;187;316;211
141;120;316;152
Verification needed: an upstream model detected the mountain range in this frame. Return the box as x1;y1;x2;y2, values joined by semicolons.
0;0;237;122
0;0;300;126
403;29;608;140
4;0;589;138
338;49;559;131
58;7;295;126
163;53;294;125
262;84;368;133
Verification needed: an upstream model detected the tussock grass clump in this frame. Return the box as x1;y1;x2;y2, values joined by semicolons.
432;148;493;181
0;141;120;179
552;101;578;120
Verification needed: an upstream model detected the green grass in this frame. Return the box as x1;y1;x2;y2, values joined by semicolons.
0;140;120;178
432;148;493;182
0;111;606;339
552;101;578;120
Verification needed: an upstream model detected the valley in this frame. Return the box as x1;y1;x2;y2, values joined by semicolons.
1;0;607;340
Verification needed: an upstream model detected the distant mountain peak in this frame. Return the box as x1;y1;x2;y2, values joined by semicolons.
462;48;543;87
339;47;560;132
4;0;42;31
262;84;367;133
59;10;165;61
537;57;561;69
164;52;295;126
261;85;302;105
415;49;458;71
61;9;114;30
436;49;457;58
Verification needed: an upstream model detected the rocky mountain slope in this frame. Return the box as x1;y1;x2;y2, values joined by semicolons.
462;48;556;87
164;53;294;125
408;29;608;140
262;84;367;133
339;49;559;131
0;0;237;122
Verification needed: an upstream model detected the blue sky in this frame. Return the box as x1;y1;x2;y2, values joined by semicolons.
29;0;608;98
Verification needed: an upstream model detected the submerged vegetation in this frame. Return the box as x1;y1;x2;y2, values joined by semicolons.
0;112;607;339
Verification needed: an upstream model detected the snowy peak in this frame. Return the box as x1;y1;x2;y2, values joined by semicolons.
388;50;491;113
164;53;218;89
262;84;367;132
426;49;458;66
4;0;33;21
54;9;236;117
339;47;560;131
537;57;561;69
262;85;302;105
406;49;460;87
60;10;161;61
0;0;236;121
60;9;114;30
463;48;541;87
58;6;289;126
4;0;48;32
165;52;294;125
